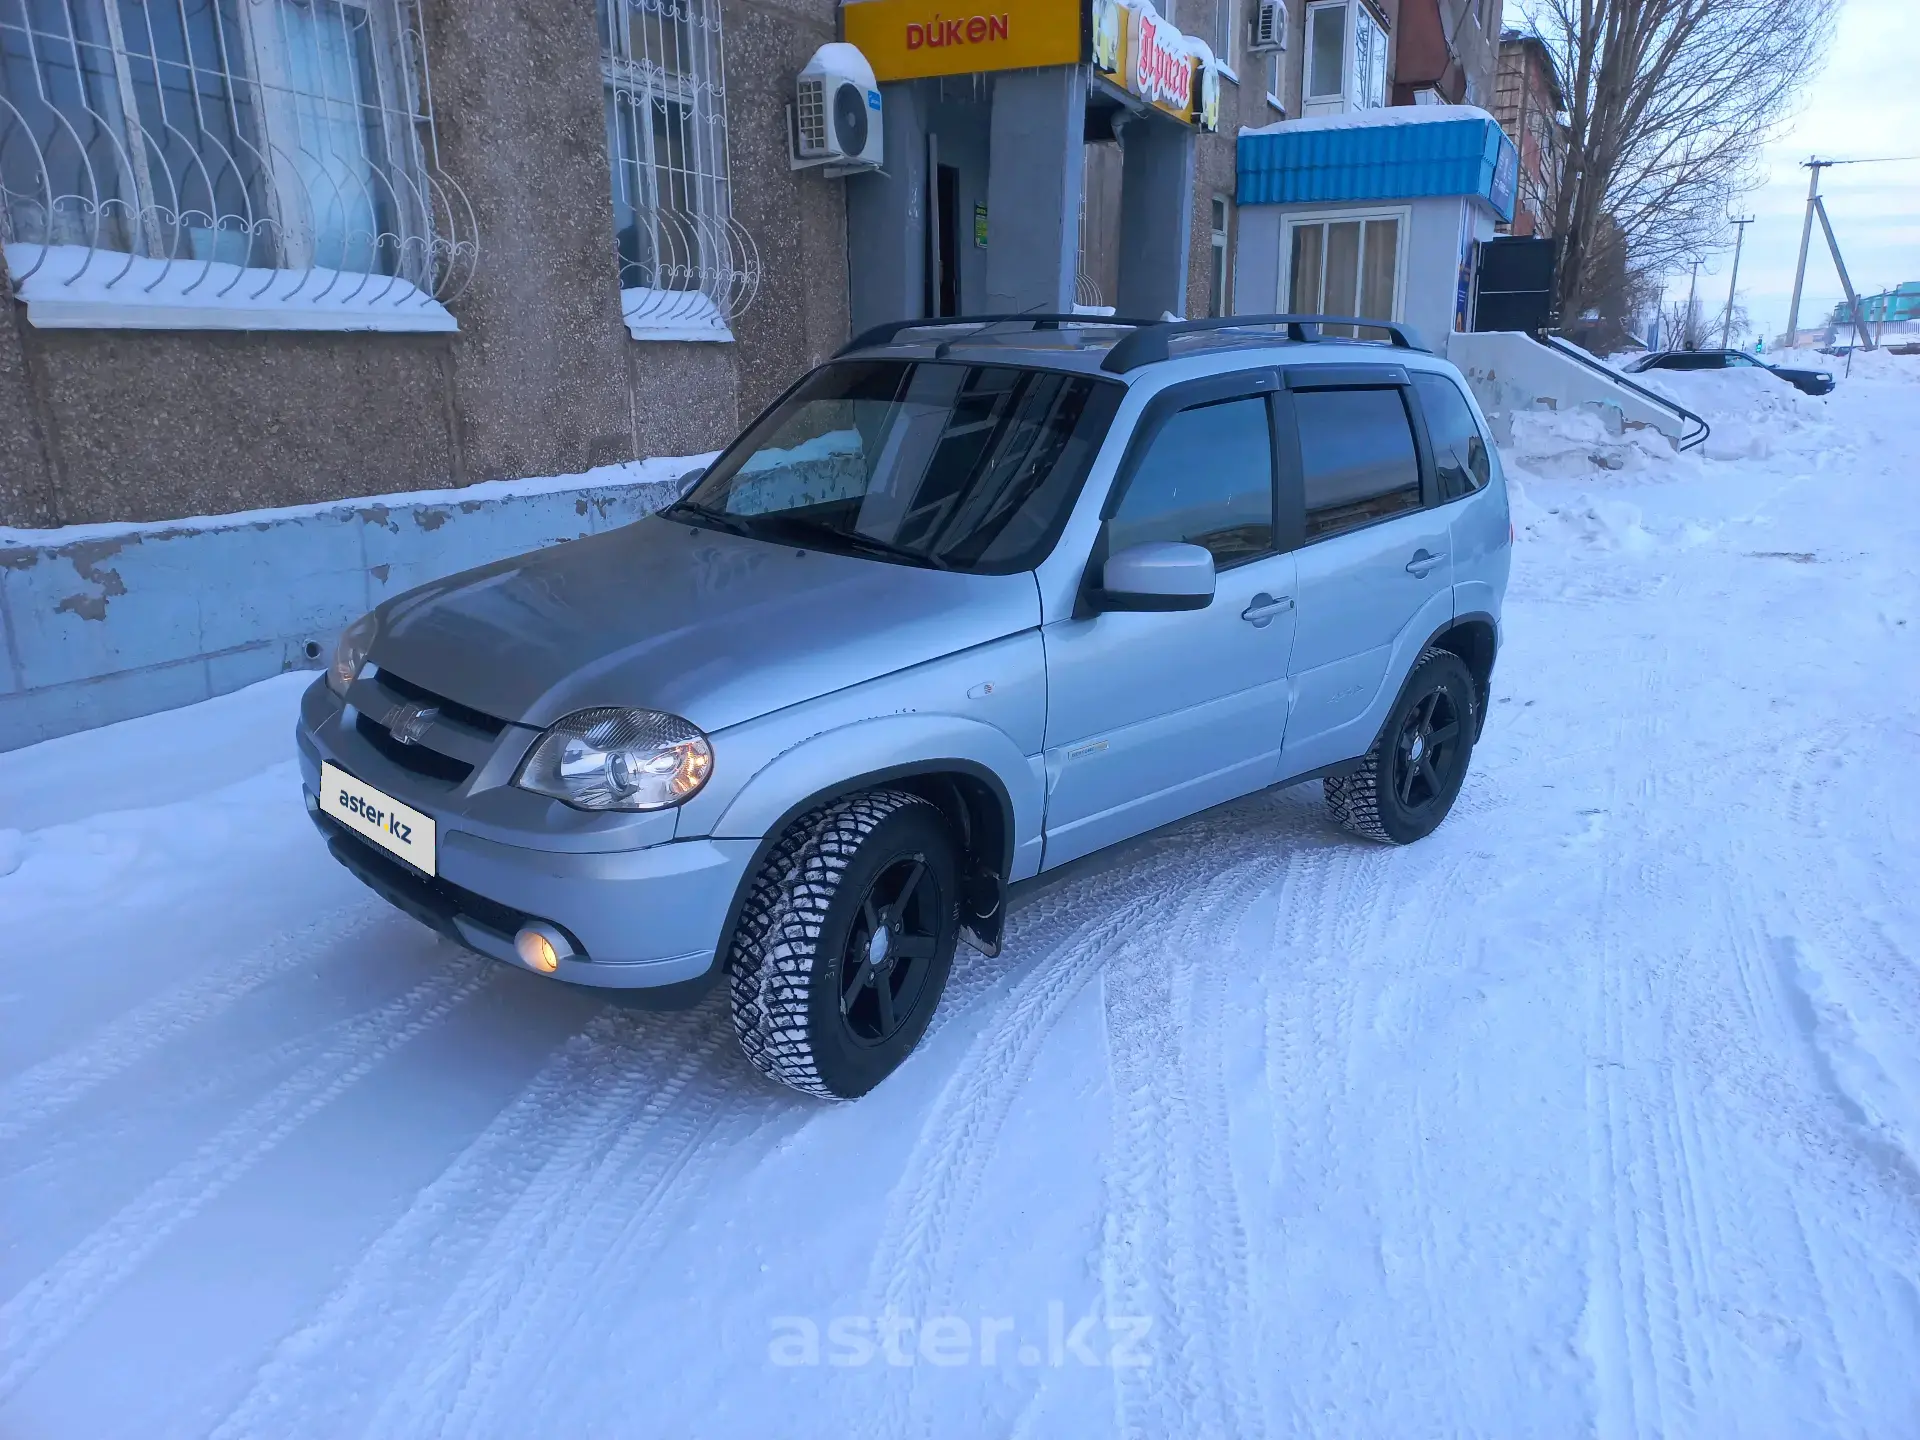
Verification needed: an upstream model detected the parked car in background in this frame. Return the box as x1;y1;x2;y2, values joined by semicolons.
297;314;1512;1099
1626;348;1835;396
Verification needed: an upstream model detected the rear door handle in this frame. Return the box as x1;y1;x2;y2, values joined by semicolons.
1405;549;1446;577
1241;593;1294;627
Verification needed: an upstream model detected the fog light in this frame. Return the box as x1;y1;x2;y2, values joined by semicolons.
514;923;571;974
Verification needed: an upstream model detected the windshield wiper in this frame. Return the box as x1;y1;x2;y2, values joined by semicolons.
767;514;951;570
663;498;753;537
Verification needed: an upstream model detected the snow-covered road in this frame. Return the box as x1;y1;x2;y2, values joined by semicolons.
5;354;1918;1439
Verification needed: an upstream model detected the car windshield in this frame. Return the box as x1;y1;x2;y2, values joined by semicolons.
674;360;1122;573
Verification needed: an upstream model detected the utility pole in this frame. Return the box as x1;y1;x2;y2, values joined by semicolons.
1683;258;1701;348
1720;215;1754;348
1784;154;1919;347
1785;160;1825;346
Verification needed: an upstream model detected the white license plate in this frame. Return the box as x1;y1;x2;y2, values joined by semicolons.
321;762;438;877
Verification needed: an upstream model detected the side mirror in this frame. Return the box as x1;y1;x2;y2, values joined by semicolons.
1090;541;1216;613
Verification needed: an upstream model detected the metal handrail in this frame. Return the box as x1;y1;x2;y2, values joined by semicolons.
1539;334;1712;454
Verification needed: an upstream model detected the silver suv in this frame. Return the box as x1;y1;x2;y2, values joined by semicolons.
297;314;1511;1098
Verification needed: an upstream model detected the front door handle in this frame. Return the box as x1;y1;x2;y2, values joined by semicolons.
1405;549;1446;577
1241;593;1294;627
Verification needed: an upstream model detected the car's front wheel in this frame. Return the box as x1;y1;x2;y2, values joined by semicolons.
727;790;960;1099
1324;646;1478;845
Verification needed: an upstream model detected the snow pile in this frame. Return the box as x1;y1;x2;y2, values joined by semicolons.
1240;103;1496;137
1631;364;1833;463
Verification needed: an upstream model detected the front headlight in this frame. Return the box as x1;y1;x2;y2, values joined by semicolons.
515;708;714;811
327;612;378;698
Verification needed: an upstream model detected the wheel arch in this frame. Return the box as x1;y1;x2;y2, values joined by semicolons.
1423;612;1499;735
713;758;1018;972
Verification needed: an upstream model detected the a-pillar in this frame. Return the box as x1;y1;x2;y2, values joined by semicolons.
984;67;1086;313
1116;114;1196;319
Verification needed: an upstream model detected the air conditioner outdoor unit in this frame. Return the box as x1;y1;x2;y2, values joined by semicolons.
793;43;883;173
1250;0;1288;51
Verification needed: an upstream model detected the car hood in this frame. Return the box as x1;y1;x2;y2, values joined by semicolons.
366;517;1042;732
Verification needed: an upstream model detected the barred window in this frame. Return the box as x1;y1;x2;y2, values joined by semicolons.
0;0;474;330
599;0;756;341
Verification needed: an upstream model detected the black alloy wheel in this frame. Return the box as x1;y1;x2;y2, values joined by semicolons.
840;855;942;1046
727;790;961;1099
1391;684;1466;816
1324;646;1479;845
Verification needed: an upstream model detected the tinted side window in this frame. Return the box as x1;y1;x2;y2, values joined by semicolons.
1413;373;1491;502
1108;396;1275;566
1295;388;1421;540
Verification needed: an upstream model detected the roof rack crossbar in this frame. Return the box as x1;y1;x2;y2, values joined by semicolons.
837;313;1162;358
1100;314;1425;372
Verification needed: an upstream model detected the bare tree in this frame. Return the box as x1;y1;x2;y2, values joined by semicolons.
1662;292;1709;349
1518;0;1840;328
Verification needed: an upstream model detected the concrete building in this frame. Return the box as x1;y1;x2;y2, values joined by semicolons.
0;0;852;529
1492;27;1565;237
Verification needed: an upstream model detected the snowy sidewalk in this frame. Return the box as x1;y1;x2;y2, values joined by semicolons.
3;356;1918;1438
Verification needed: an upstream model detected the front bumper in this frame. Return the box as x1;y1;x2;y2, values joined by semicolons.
297;679;754;990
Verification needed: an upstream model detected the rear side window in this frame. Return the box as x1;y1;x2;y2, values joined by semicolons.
1107;396;1275;566
1295;388;1421;540
1413;373;1491;502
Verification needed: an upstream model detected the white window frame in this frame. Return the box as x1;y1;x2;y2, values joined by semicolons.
600;0;759;342
1278;204;1411;324
1208;193;1232;318
1303;0;1387;113
1211;0;1236;73
0;0;473;331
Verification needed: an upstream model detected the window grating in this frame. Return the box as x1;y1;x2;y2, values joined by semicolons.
0;0;476;322
600;0;757;339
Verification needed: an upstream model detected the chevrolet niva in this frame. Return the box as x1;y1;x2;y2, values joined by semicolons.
299;313;1510;1098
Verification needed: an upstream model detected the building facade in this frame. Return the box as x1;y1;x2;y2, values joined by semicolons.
1491;27;1564;237
2;0;1506;533
0;0;851;528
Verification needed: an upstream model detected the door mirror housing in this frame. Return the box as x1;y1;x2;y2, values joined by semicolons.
1090;541;1217;613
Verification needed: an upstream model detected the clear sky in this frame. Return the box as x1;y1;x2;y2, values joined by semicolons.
1671;0;1920;344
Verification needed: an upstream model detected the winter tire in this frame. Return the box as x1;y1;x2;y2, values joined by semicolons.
1324;646;1478;845
727;790;960;1099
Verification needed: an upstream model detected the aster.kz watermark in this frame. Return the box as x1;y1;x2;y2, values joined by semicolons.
768;1304;1153;1369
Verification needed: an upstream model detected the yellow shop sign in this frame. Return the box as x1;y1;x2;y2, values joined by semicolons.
842;0;1086;82
1090;0;1214;129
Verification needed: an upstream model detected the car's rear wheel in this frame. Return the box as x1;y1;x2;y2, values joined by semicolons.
726;790;959;1099
1324;647;1478;845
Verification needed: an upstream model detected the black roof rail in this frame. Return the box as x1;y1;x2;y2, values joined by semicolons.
837;313;1162;357
1100;314;1426;372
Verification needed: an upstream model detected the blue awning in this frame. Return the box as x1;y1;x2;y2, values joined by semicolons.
1238;112;1518;223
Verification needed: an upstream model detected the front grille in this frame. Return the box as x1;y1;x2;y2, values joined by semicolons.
349;666;516;788
373;668;507;737
355;712;475;785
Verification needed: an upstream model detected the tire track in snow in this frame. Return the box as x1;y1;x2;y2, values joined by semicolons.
358;1002;771;1440
212;1004;757;1439
1101;840;1290;1440
0;904;379;1143
858;870;1176;1440
0;955;493;1399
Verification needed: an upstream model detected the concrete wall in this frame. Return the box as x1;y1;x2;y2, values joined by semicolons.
0;0;847;528
0;462;697;751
